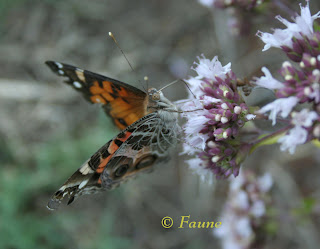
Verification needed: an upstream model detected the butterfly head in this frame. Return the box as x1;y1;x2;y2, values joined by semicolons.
147;88;175;111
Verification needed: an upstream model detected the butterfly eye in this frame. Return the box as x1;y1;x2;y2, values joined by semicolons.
114;164;129;177
152;92;160;101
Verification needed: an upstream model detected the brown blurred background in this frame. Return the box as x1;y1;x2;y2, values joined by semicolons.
1;0;320;248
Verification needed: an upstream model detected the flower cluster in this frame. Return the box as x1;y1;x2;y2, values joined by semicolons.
257;3;320;57
180;56;255;179
199;0;265;10
182;2;320;181
256;2;320;154
214;171;274;249
198;0;266;36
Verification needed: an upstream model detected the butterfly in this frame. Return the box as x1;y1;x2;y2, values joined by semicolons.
45;61;180;210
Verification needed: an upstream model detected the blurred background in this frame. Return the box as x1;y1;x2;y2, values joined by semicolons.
1;0;320;248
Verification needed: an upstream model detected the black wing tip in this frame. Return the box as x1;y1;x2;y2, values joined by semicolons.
67;196;75;205
47;192;75;211
47;198;61;211
45;60;57;66
45;61;61;73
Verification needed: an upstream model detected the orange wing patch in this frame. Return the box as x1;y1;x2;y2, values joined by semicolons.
90;81;115;103
89;80;148;129
95;131;132;176
96;155;112;173
89;81;130;104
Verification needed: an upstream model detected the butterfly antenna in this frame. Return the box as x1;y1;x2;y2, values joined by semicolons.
180;79;197;99
157;79;197;101
144;76;149;92
158;79;179;92
108;32;144;88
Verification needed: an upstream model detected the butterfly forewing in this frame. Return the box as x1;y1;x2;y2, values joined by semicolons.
45;61;148;129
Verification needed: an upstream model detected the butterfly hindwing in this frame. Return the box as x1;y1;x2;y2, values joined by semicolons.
45;61;148;129
47;112;178;210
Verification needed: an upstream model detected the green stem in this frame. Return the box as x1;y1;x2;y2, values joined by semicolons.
249;125;293;154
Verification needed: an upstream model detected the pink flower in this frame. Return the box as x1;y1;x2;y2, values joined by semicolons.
214;171;273;249
278;126;308;154
198;0;215;7
257;173;273;192
278;109;319;154
181;55;255;179
191;55;231;81
291;109;318;127
258;96;299;125
180;99;211;151
255;67;284;89
257;2;320;51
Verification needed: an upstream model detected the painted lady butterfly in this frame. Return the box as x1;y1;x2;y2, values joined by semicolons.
46;61;180;210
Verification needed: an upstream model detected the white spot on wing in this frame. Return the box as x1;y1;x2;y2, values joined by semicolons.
59;186;66;191
55;62;63;69
79;179;89;189
73;81;82;88
79;162;94;175
95;97;101;103
58;70;64;75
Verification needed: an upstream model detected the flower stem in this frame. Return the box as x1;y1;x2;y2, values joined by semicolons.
249;125;293;154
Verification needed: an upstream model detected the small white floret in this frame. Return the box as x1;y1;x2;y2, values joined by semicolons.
211;156;220;163
234;106;242;114
284;75;293;81
310;57;317;66
221;117;228;124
